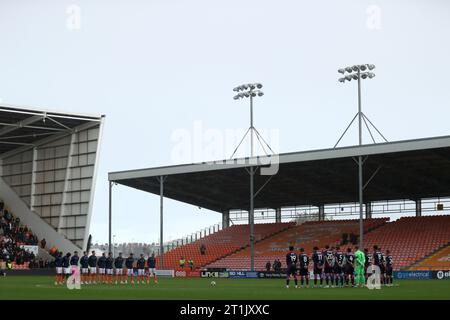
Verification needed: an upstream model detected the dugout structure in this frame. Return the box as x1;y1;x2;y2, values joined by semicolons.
109;135;450;270
0;105;104;252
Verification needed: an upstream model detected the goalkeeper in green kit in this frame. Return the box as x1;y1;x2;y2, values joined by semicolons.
355;246;366;287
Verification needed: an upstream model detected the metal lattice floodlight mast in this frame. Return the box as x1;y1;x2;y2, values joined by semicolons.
336;64;387;250
231;82;273;272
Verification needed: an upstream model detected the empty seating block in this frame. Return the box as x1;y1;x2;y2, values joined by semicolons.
361;216;450;270
410;244;450;271
156;222;292;270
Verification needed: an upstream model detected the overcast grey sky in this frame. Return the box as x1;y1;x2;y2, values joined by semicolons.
1;0;449;244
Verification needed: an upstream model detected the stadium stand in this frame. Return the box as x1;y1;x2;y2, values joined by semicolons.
360;216;450;270
0;201;39;270
206;218;388;271
156;222;293;270
409;244;450;271
206;216;450;271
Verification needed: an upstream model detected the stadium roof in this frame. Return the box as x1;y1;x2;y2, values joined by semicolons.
109;135;450;212
0;104;104;157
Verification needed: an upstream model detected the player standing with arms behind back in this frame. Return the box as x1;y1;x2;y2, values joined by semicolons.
62;253;71;283
125;253;135;284
323;245;335;288
105;252;114;285
88;251;98;284
80;252;89;284
147;253;158;284
69;251;80;285
137;254;146;284
385;250;394;287
97;252;107;284
312;247;324;288
345;248;356;287
355;246;366;288
364;248;372;284
373;246;385;286
114;252;124;284
54;252;63;285
334;246;345;288
298;248;310;288
285;246;298;289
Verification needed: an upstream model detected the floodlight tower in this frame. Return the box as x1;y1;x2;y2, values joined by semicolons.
337;64;376;249
233;83;264;157
233;83;264;272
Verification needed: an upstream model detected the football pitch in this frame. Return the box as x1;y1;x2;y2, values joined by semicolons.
1;277;449;300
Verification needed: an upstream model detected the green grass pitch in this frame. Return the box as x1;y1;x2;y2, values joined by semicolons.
1;276;449;300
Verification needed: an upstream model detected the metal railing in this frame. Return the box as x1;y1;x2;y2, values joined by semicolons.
227;198;450;223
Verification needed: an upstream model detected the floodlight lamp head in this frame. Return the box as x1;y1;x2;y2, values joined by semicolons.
368;73;375;79
249;84;256;90
360;65;367;71
233;95;239;100
361;73;368;79
251;92;257;97
338;77;345;83
338;68;345;74
352;65;359;72
352;74;358;80
256;83;263;89
233;87;240;92
345;75;352;81
345;67;353;73
257;91;264;97
367;64;375;70
244;92;250;97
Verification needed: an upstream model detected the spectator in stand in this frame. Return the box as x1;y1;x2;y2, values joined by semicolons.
0;209;40;268
49;246;58;257
4;210;12;222
266;261;271;272
200;243;206;255
188;258;194;271
275;259;282;272
40;238;47;249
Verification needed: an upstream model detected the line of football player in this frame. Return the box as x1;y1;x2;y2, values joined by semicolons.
285;245;393;288
54;251;158;285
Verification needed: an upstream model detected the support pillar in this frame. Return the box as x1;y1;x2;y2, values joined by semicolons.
159;176;166;269
108;181;113;253
318;205;325;221
365;202;372;219
415;199;422;217
222;210;230;228
275;208;282;223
